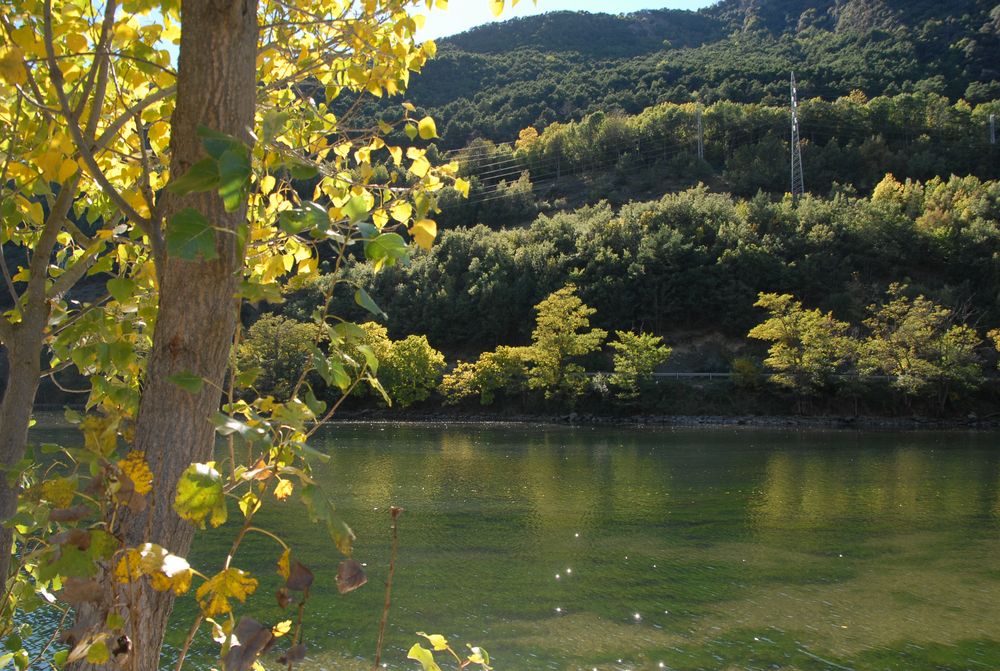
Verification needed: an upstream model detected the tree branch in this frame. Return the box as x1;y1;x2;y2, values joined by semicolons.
0;316;12;347
42;0;163;260
0;246;19;307
93;86;176;155
47;242;103;301
72;0;116;122
24;178;80;309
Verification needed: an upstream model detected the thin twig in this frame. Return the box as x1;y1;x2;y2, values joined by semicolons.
173;614;204;671
25;606;70;668
373;506;403;671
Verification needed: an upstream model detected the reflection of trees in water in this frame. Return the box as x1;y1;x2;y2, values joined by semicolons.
751;447;1000;534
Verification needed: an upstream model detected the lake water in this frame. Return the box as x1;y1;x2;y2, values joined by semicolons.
28;421;1000;670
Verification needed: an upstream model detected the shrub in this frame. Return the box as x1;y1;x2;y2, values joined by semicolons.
380;335;446;407
237;315;324;399
440;346;531;406
608;330;672;399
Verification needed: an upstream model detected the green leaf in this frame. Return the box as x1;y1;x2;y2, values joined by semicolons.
299;485;354;555
342;195;369;224
364;232;408;269
288;160;319;181
85;640;109;665
212;413;267;443
278;202;329;235
174;463;227;529
218;147;252;213
356;343;379;374
404;124;418;141
262;111;291;144
237;280;284;304
167;371;205;394
106;278;136;304
166;208;218;261
165;158;220;195
198;125;242;160
354;288;386;319
407;644;442;671
418;116;438;140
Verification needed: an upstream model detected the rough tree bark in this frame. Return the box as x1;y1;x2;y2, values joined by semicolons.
0;182;80;582
72;0;258;667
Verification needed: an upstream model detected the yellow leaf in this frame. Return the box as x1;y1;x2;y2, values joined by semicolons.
277;548;291;580
0;46;27;86
274;478;294;501
372;208;389;229
390;201;412;223
418;116;437;140
410;156;431;178
417;632;449;651
410;219;437;250
454;178;470;198
196;568;258;617
114;548;143;584
41;477;77;508
118;451;153;495
114;543;192;595
66;32;88;54
490;0;505;16
272;620;292;637
58;158;79;183
388;146;403;166
36;149;63;182
162;21;181;44
260;174;276;195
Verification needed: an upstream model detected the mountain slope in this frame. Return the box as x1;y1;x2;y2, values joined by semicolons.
403;0;1000;148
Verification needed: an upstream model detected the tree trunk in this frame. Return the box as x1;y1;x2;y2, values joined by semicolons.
72;0;258;668
0;316;46;582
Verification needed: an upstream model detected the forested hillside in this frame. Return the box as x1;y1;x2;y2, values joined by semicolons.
404;0;1000;147
285;176;1000;353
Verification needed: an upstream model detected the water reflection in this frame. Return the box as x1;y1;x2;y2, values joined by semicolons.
752;445;1000;534
24;420;1000;670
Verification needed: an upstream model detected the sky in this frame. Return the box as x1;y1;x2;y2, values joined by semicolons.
417;1;716;41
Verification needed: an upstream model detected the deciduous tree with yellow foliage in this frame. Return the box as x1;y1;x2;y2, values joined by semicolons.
0;0;516;668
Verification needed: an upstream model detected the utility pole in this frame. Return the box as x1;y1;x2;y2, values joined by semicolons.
790;71;805;198
991;113;996;145
696;103;704;161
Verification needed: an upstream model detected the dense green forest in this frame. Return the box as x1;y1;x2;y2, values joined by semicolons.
403;0;1000;147
281;175;1000;353
229;174;1000;417
433;92;1000;230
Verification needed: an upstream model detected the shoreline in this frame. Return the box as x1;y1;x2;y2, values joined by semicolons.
30;404;999;432
326;409;1000;431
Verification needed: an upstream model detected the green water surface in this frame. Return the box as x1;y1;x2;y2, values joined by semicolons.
33;422;1000;670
